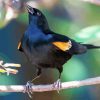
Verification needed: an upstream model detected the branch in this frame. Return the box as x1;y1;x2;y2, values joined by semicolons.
0;60;21;75
0;76;100;92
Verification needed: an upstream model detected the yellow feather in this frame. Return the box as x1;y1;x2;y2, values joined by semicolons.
52;41;72;51
17;42;21;50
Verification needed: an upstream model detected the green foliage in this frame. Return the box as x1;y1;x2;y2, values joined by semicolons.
75;25;100;43
17;13;28;24
62;58;88;81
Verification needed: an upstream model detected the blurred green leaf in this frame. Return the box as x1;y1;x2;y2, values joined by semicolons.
62;58;88;81
75;25;100;45
17;13;28;24
0;21;6;28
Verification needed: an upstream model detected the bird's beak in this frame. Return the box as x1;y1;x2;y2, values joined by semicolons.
26;4;34;14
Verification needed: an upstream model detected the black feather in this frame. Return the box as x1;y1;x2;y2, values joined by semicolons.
83;44;100;49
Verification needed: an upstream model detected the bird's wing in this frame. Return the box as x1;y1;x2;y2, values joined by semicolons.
49;33;72;52
17;41;23;52
52;41;72;52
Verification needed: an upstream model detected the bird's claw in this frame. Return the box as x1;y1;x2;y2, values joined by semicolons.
24;81;34;98
53;79;62;93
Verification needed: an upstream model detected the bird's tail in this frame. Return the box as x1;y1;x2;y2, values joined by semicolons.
83;44;100;49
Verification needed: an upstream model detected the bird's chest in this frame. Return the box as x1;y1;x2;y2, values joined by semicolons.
23;43;54;64
24;26;52;44
23;42;72;68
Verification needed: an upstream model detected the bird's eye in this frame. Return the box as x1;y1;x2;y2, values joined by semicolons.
37;12;41;16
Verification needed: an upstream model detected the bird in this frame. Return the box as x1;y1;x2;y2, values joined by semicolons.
18;4;100;96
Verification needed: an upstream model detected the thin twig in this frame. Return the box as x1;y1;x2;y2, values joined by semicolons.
0;77;100;92
0;60;21;75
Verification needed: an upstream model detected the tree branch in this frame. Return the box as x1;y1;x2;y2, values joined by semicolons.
0;76;100;92
0;60;21;75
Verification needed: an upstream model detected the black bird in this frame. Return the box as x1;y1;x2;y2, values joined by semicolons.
18;5;100;94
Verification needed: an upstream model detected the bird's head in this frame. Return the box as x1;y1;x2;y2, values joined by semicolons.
26;5;49;32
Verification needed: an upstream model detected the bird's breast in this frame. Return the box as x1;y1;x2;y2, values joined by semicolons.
22;41;72;68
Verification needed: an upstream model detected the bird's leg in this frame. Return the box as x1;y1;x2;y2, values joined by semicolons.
53;67;63;93
24;68;42;98
31;68;42;82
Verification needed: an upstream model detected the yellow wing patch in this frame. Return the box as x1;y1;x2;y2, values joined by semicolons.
52;40;72;51
17;42;22;50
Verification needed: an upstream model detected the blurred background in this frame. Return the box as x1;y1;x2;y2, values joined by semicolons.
0;0;100;100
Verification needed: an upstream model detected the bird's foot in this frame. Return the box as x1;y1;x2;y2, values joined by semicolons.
24;81;34;98
53;79;62;93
